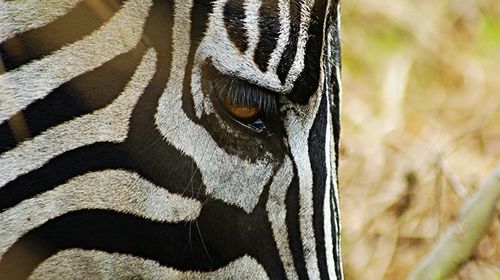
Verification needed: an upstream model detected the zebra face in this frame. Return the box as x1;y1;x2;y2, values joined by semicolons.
0;0;342;279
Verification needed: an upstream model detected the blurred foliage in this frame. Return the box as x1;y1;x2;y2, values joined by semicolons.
339;0;500;279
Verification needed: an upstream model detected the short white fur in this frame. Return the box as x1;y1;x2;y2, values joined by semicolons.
30;249;269;280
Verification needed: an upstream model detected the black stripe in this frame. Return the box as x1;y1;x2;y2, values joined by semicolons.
247;180;288;279
224;0;248;53
0;0;122;72
330;185;343;278
325;2;343;277
112;0;210;200
0;143;128;212
254;1;280;72
0;210;215;280
180;0;214;122
309;89;329;280
125;0;208;199
286;167;309;280
288;1;327;105
326;2;341;177
0;136;207;213
277;1;301;83
0;194;286;279
0;120;16;154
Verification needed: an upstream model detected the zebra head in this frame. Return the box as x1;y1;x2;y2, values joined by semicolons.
0;0;342;279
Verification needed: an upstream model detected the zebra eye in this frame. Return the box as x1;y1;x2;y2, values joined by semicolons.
203;64;278;134
217;93;267;133
219;97;259;121
212;80;277;134
218;91;266;133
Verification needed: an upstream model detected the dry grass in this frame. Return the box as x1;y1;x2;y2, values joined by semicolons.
339;0;500;279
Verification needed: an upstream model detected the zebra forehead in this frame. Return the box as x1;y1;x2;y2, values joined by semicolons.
197;0;331;96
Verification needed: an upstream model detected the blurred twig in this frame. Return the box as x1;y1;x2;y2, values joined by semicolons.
435;152;467;199
408;165;500;280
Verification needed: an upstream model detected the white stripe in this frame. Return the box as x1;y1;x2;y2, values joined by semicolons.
0;170;202;257
0;48;157;188
289;140;320;280
0;0;83;43
330;155;342;278
331;5;343;269
285;103;322;278
332;55;344;280
267;0;290;71
266;157;298;280
0;0;152;123
282;0;314;91
244;0;262;59
324;88;337;280
323;1;342;278
30;249;269;280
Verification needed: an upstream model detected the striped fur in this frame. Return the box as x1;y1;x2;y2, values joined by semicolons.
0;0;342;279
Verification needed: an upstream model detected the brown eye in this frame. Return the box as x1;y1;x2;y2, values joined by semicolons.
203;64;278;134
220;98;259;121
217;94;267;133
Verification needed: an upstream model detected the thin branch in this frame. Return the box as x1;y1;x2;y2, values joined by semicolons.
436;153;467;199
408;165;500;280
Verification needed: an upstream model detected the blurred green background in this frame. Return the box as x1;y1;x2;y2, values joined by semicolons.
339;0;500;279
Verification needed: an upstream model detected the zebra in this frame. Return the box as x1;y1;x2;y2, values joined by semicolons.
0;0;342;279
